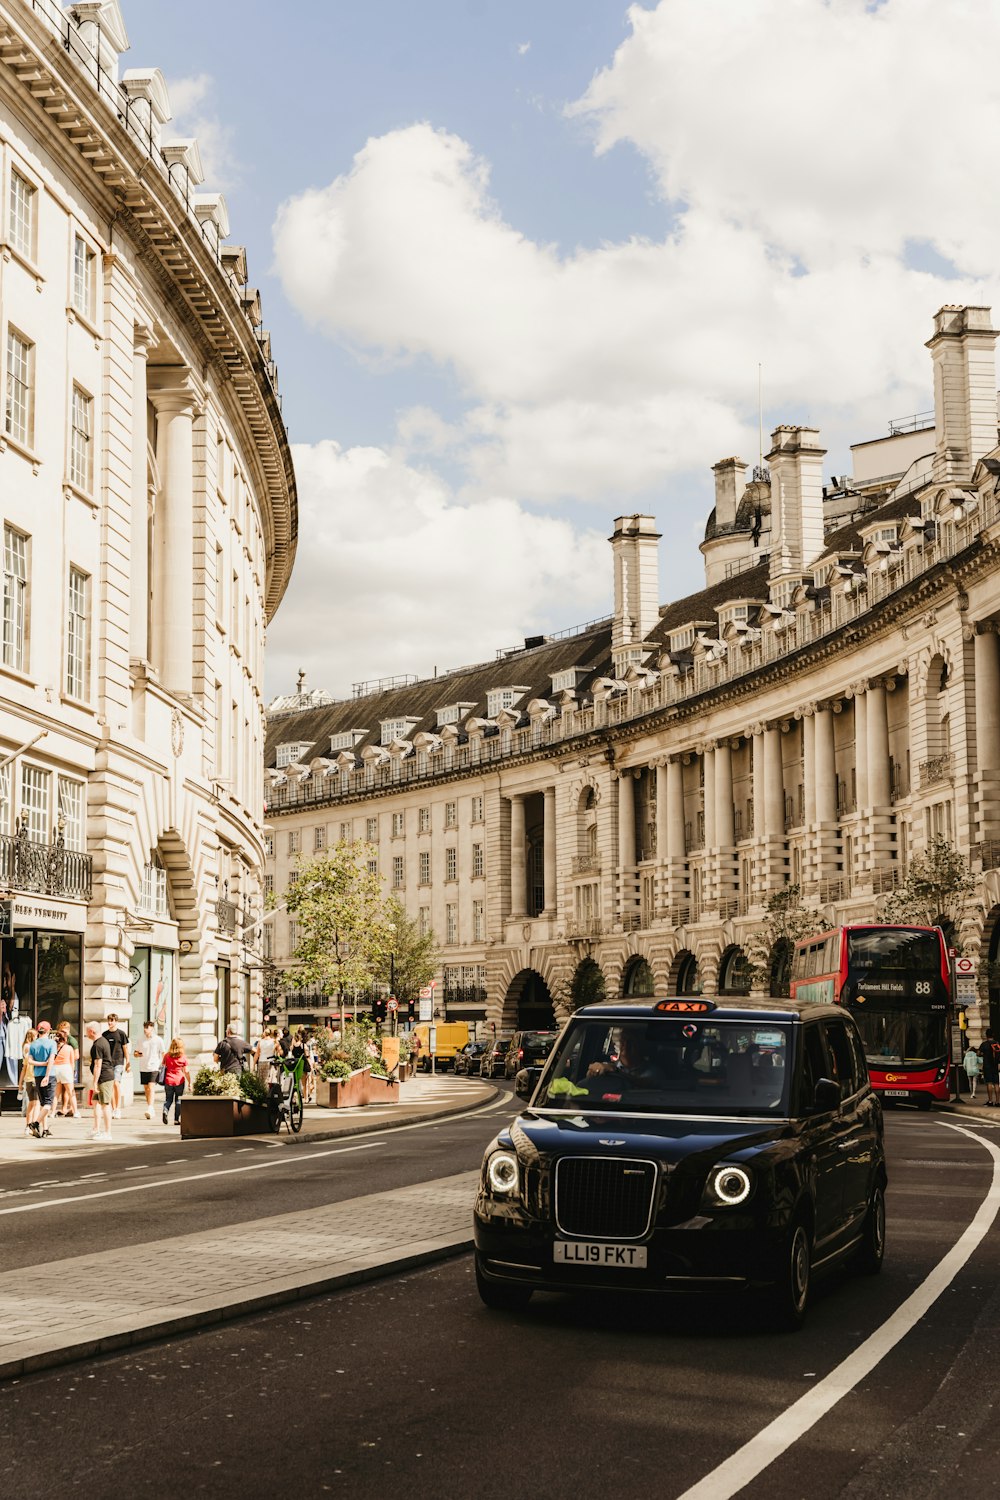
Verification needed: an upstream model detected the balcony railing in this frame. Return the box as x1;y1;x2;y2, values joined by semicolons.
818;877;845;903
974;840;1000;872
919;754;953;789
0;826;92;901
571;855;601;875
566;917;603;940
870;865;902;894
668;904;691;927
622;912;643;932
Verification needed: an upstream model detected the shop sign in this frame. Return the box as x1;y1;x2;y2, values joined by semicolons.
13;897;87;932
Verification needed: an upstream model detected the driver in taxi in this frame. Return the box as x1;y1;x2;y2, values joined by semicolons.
587;1027;669;1088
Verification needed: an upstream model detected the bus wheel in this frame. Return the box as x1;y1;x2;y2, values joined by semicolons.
856;1182;886;1276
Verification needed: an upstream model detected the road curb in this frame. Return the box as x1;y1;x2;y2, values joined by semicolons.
278;1083;502;1145
0;1235;473;1383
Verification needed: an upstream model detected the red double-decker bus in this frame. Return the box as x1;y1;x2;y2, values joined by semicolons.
790;923;952;1107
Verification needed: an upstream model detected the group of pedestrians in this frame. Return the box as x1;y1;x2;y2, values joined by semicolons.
963;1029;1000;1104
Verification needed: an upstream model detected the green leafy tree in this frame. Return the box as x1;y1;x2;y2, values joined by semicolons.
746;883;825;996
372;897;439;1008
284;841;394;1014
880;836;979;938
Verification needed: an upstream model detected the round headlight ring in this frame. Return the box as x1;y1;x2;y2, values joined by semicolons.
713;1165;751;1205
487;1150;519;1195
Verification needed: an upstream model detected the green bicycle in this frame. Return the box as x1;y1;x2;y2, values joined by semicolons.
267;1053;305;1134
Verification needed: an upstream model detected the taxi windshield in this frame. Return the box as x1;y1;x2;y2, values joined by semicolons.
533;1018;792;1116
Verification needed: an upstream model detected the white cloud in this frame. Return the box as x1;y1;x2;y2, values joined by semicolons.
265;441;608;698
165;72;239;192
517;41;531;56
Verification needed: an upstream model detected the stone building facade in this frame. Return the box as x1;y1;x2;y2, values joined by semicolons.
0;0;295;1076
264;304;1000;1045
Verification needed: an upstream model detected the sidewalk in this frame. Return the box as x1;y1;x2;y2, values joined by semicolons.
0;1168;480;1381
0;1073;498;1165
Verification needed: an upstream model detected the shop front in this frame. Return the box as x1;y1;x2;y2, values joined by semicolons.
128;942;177;1094
0;895;86;1098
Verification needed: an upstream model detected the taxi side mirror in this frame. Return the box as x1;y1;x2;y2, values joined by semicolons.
813;1077;841;1112
514;1068;533;1099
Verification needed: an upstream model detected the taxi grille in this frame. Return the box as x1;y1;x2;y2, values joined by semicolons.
554;1156;656;1239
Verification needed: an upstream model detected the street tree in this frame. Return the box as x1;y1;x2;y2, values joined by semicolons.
284;841;394;1022
373;897;439;1009
746;883;825;996
880;835;979;940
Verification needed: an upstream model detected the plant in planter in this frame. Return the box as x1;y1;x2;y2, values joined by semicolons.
238;1069;268;1105
322;1058;351;1081
183;1066;270;1139
193;1066;240;1097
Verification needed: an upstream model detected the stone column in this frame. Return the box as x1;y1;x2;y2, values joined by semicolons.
814;708;837;822
854;690;869;809
128;323;154;661
715;741;734;847
803;712;817;825
618;771;636;870
975;625;1000;841
764;727;784;834
667;758;685;859
867;682;891;806
703;746;717;851
752;727;765;835
655;759;669;859
542;786;557;916
150;380;198;696
509;794;527;917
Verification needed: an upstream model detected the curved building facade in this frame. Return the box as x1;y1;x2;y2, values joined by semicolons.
0;0;295;1068
264;307;1000;1044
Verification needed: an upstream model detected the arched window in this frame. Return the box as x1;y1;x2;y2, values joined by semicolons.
622;955;654;997
719;945;751;996
675;952;700;995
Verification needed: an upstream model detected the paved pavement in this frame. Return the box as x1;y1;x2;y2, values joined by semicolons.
0;1072;495;1164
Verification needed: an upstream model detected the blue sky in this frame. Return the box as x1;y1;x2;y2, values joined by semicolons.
121;0;998;698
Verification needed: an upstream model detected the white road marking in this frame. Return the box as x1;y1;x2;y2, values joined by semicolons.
0;1141;382;1216
29;1180;58;1187
676;1120;1000;1500
124;1164;150;1172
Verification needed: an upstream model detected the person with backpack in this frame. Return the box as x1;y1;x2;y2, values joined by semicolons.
978;1029;1000;1106
963;1043;982;1100
214;1024;252;1076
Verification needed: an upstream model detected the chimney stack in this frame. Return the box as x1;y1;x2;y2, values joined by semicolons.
609;515;661;650
711;457;747;532
766;426;826;583
927;305;998;485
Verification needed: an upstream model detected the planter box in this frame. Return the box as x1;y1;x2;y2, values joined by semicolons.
316;1067;371;1109
366;1074;400;1104
180;1096;271;1139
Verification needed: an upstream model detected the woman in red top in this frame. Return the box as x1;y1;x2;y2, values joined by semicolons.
162;1037;191;1125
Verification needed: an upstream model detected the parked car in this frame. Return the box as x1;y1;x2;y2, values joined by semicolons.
475;998;885;1329
504;1029;558;1081
480;1037;513;1079
454;1041;488;1076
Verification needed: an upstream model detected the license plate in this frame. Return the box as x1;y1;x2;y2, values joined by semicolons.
883;1089;908;1098
553;1240;647;1268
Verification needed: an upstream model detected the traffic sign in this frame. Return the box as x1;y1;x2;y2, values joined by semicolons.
955;957;977;977
419;984;435;1000
387;997;398;1011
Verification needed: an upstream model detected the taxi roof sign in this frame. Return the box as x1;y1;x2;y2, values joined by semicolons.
654;999;717;1014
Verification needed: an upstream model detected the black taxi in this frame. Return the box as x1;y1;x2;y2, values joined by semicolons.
474;999;886;1328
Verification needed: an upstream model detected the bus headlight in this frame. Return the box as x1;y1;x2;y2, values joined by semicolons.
486;1150;520;1196
703;1164;752;1208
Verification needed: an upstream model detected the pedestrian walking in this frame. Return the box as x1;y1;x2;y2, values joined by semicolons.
979;1029;1000;1106
162;1038;191;1125
254;1026;277;1084
103;1012;131;1117
17;1027;37;1136
214;1024;252;1075
88;1021;115;1141
133;1020;166;1119
964;1044;982;1100
52;1023;79;1118
27;1021;57;1138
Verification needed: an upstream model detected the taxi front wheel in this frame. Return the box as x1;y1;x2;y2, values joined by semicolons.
856;1183;886;1275
475;1254;533;1312
765;1220;811;1331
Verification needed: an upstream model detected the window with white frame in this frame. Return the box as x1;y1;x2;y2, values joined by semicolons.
275;742;310;769
418;905;430;937
288;829;300;855
445;847;457;881
8;170;35;260
72;234;96;320
264;834;273;856
445;903;458;944
471;795;483;822
473;900;485;941
5;328;34;447
366;817;378;841
436;704;461;726
140;854;168;918
2;526;27;672
486;687;525;718
670;626;695;651
314;825;326;851
444;801;457;828
380;718;414;746
392;855;405;888
418;806;431;833
339;821;350;842
288;920;299;952
57;776;84;851
263;873;274;898
262;924;273;959
69;386;93;491
367;857;378;876
472;842;484;878
419;850;431;885
391;811;405;837
66;566;90;699
0;764;10;835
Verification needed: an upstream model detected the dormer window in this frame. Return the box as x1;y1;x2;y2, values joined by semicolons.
329;730;367;752
380;717;420;746
486;686;529;718
276;742;311;768
436;701;475;728
669;626;696;652
551;668;584;694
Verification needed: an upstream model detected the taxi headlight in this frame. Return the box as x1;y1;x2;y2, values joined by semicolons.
486;1150;519;1196
707;1164;752;1207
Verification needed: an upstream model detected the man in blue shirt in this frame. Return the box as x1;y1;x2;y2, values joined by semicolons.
27;1021;57;1138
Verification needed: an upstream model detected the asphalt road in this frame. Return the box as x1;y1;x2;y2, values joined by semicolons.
3;1109;1000;1500
0;1083;514;1268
